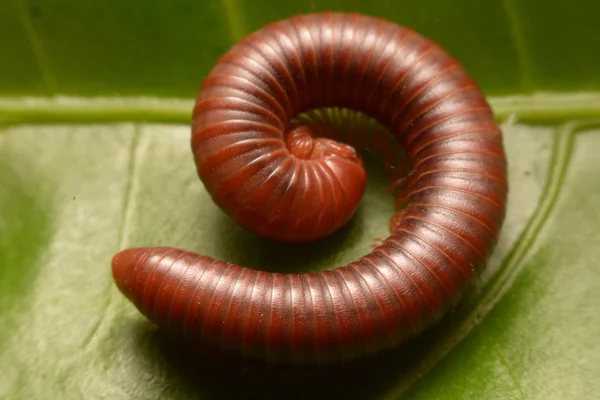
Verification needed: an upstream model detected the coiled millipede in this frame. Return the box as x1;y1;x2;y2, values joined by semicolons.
111;12;508;365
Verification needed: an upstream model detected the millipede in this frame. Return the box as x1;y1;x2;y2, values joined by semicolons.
111;12;508;365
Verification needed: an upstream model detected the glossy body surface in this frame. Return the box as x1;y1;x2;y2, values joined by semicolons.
112;12;508;365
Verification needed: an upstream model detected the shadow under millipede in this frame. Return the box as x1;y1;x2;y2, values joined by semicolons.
129;302;468;400
210;199;365;274
208;146;401;274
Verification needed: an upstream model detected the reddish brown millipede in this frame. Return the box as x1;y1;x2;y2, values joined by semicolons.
112;12;508;365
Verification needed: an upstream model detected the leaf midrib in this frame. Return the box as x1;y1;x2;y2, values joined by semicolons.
2;92;600;126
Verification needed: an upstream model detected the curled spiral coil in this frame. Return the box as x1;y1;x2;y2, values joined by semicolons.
111;12;508;365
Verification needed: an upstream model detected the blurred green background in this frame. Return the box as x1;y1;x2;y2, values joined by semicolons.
3;0;600;98
1;0;599;399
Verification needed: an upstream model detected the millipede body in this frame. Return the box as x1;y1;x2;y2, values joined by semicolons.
111;12;508;365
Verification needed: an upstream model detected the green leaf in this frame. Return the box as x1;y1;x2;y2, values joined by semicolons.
1;0;599;399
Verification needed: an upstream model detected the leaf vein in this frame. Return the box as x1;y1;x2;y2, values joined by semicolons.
13;0;57;93
220;0;246;44
501;0;533;90
3;93;600;125
81;125;143;350
494;344;528;399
